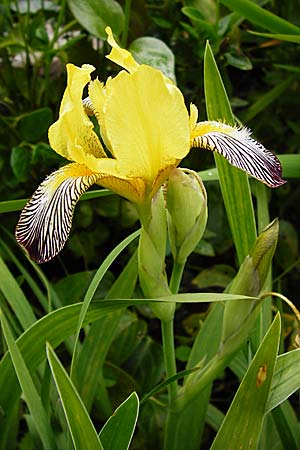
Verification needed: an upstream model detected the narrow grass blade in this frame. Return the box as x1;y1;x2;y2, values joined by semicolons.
210;313;281;450
272;401;300;450
46;344;104;450
249;31;300;44
0;254;36;329
99;392;139;450
0;189;112;213
279;155;300;179
204;42;256;264
76;251;138;413
70;229;140;380
241;76;296;122
220;0;300;35
163;304;224;450
0;293;258;435
267;348;300;413
0;238;48;311
0;311;57;450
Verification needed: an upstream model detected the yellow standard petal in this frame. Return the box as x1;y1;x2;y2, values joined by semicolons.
105;26;139;73
103;64;190;196
15;163;100;263
48;64;106;165
88;78;113;153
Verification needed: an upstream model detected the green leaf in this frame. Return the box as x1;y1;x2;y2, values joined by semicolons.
70;229;140;380
67;0;125;39
17;108;53;141
210;313;281;450
192;264;235;289
76;251;138;413
0;189;114;214
224;49;252;70
0;312;57;450
0;237;48;311
204;41;257;264
129;37;176;82
0;294;258;432
164;304;224;450
181;7;217;39
99;392;139;450
182;0;217;23
241;76;296;122
46;344;103;450
0;254;36;330
10;146;32;182
271;401;300;450
249;30;300;43
267;349;300;413
219;0;300;35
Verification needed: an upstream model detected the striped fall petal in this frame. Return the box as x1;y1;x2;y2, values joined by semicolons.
15;163;99;263
191;120;285;188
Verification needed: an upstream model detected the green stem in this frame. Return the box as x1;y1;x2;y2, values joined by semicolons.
162;260;185;449
161;319;178;403
121;0;132;47
169;262;185;294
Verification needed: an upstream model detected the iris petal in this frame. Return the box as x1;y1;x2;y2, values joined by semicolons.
192;121;286;188
48;64;106;166
105;26;139;73
15;164;99;263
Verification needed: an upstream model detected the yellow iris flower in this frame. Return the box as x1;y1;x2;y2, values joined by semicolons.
16;27;285;263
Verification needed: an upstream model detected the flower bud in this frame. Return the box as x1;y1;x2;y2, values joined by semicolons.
220;219;279;357
138;189;175;321
166;168;207;264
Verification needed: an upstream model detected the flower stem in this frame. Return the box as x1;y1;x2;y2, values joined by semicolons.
161;319;178;402
169;261;185;294
162;260;185;449
121;0;132;47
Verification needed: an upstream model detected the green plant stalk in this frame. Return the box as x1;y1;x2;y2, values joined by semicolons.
169;262;185;294
121;0;132;47
161;319;178;403
162;260;185;450
252;181;272;348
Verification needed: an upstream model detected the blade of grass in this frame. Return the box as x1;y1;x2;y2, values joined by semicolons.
0;189;113;214
0;292;258;435
163;303;224;450
279;155;300;179
271;400;300;450
99;392;139;450
46;344;104;450
0;238;48;311
0;311;57;450
204;41;256;264
241;76;296;123
267;348;300;413
70;229;140;382
210;313;281;450
76;251;138;414
220;0;300;35
0;254;36;329
249;30;300;43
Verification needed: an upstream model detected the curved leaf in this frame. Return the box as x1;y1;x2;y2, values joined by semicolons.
47;344;103;450
99;392;139;450
67;0;124;39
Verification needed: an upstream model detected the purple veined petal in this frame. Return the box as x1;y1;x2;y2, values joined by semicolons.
192;126;286;188
15;163;99;263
